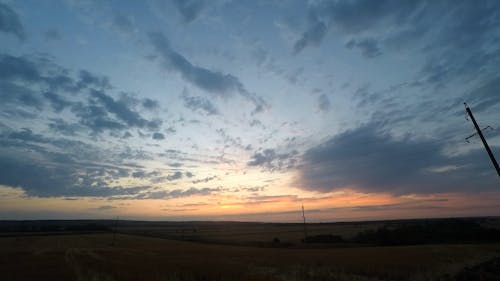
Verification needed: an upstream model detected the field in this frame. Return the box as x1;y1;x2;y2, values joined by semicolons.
1;219;500;281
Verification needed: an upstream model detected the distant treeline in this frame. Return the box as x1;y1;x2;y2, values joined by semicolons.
0;220;111;233
304;219;500;246
353;219;500;245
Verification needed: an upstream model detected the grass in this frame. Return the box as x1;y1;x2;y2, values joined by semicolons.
1;233;500;281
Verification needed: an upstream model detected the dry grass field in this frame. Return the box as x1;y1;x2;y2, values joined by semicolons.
1;219;500;281
114;221;385;246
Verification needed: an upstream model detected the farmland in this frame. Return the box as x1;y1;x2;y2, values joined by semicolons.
1;218;500;281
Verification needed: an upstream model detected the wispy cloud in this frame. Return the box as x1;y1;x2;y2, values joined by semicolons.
149;32;268;114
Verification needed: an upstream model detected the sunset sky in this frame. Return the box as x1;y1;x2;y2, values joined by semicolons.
1;0;499;222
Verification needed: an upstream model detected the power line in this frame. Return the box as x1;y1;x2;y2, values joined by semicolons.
464;103;500;178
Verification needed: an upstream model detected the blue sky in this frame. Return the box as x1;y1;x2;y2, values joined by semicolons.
0;0;499;221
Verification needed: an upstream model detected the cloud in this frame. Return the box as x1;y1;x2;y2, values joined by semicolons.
90;90;159;129
112;13;135;34
172;0;207;23
44;29;61;41
297;122;499;194
345;38;382;58
152;132;165;140
317;94;331;112
71;102;127;133
293;17;326;54
7;128;48;143
294;0;419;53
0;53;162;134
48;118;82;136
142;98;159;110
466;76;500;113
192;175;218;184
181;91;219;115
247;149;298;172
149;32;267;113
0;2;25;40
0;54;41;82
77;70;111;90
97;205;116;210
0;54;79;114
43;91;72;112
166;171;183;181
134;186;222;199
0;146;148;197
0;81;43;111
0;127;160;198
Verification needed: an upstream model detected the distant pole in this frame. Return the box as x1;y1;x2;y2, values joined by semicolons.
465;103;500;178
302;204;308;239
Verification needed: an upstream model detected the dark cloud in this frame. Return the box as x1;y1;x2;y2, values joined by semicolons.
172;0;206;23
71;102;127;133
152;132;165;140
192;175;217;184
112;13;135;34
82;89;161;132
43;91;72;112
97;205;116;210
131;170;161;179
135;187;222;199
0;143;148;197
90;90;153;128
297;122;499;194
0;2;25;40
247;149;298;172
0;127;166;198
77;70;111;90
293;17;326;54
0;54;162;134
317;93;331;112
167;171;183;181
215;128;247;151
0;81;43;111
0;54;78;113
0;54;41;82
48;118;82;136
345;38;382;58
44;29;61;41
142;98;159;110
149;32;267;113
294;0;419;53
181;91;219;115
321;0;418;34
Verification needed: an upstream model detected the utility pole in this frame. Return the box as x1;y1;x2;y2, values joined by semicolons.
464;103;500;178
301;204;308;240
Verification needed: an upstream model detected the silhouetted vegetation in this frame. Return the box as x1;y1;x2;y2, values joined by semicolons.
352;219;500;246
303;234;344;243
450;256;500;281
0;220;110;234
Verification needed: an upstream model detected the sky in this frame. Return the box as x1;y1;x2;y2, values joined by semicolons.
0;0;499;222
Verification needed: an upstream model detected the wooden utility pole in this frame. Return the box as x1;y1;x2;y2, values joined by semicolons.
464;103;500;178
302;204;308;240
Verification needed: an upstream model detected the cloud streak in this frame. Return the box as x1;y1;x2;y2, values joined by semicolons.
149;32;267;114
0;2;25;40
